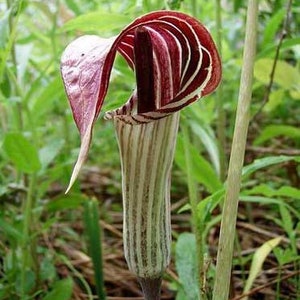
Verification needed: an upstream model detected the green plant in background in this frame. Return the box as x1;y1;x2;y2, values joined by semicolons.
0;1;80;299
60;10;221;299
83;199;106;299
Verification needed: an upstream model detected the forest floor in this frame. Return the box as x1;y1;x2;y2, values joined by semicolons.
48;165;299;300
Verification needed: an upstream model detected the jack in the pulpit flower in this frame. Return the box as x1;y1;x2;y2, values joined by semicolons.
61;10;221;299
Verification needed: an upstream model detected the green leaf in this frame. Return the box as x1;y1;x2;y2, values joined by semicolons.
175;134;222;193
16;44;33;86
233;0;244;12
244;184;300;200
240;195;300;221
0;70;11;97
42;277;73;300
254;125;300;145
0;8;10;48
16;269;36;294
40;256;57;282
257;37;300;59
273;247;297;266
239;195;284;205
167;0;183;10
46;194;88;212
279;204;294;235
60;12;131;33
0;217;23;241
175;288;188;300
175;233;200;300
243;237;282;297
0;284;9;299
39;139;64;169
197;188;225;223
190;122;220;175
29;76;65;122
262;9;285;47
263;89;284;112
242;156;299;178
31;2;57;22
2;132;41;174
254;58;300;90
276;186;300;200
65;0;81;15
290;89;300;100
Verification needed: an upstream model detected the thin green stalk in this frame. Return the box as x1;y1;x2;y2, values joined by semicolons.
275;266;282;300
21;173;37;299
83;199;106;300
215;0;226;181
190;0;198;17
5;0;24;131
1;0;23;81
182;121;206;299
245;202;254;224
60;255;93;300
297;262;300;300
212;1;258;300
50;0;59;64
234;233;246;283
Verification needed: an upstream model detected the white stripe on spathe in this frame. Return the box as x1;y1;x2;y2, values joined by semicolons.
105;44;213;125
147;26;175;108
114;112;180;279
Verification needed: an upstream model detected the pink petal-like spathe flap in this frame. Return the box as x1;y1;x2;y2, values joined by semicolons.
61;35;117;136
61;35;117;191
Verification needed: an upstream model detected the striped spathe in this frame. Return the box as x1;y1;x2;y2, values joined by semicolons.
114;112;179;279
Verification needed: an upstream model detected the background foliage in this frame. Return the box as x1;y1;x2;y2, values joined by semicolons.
0;0;299;299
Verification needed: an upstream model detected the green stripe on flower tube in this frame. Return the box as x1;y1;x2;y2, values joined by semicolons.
114;112;179;279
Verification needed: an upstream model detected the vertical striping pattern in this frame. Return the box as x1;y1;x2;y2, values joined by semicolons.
114;112;180;279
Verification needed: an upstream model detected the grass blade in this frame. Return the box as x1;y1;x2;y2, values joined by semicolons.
243;237;282;299
83;199;106;300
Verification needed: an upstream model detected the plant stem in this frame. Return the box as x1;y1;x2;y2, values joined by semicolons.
191;0;198;17
1;0;23;81
21;173;37;298
5;0;24;131
60;255;93;300
275;265;282;300
212;1;258;299
182;121;206;299
215;0;226;181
